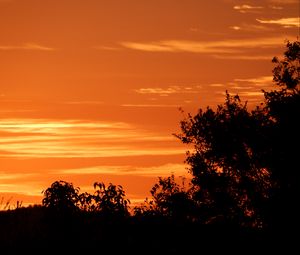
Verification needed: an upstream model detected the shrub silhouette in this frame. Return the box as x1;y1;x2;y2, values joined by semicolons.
42;180;80;213
134;175;195;221
90;182;130;217
42;180;130;217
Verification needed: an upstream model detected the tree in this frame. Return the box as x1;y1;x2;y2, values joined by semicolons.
176;40;300;228
176;94;272;226
134;175;195;221
263;40;300;229
272;40;300;90
90;182;130;217
42;180;80;213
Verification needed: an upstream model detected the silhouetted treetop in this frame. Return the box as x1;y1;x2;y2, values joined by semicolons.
42;180;80;213
42;180;130;217
272;40;300;90
91;182;130;216
174;39;300;228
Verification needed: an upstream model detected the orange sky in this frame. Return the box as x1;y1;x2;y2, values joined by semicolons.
0;0;299;208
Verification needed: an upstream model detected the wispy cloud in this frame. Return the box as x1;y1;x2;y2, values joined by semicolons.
239;91;265;97
0;172;34;181
234;76;273;85
269;6;283;10
230;26;241;30
267;0;298;4
135;86;200;96
209;83;225;87
121;104;180;108
57;163;188;177
0;119;183;158
233;5;263;13
121;37;284;54
0;183;42;196
229;23;272;32
212;54;273;60
64;101;104;105
93;45;120;51
0;43;55;51
257;17;300;28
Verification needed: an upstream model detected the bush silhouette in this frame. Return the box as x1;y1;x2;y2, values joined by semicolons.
134;175;195;221
42;180;80;213
90;182;130;217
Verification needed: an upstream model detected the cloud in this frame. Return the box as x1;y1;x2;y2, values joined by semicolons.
233;4;263;13
0;119;183;158
0;183;41;196
212;54;273;60
93;45;120;51
234;76;273;85
267;0;298;4
229;23;272;32
0;43;55;51
230;26;241;30
121;104;180;108
121;37;284;54
135;86;200;96
209;83;225;87
256;17;300;28
239;91;265;97
0;172;34;181
270;6;283;10
136;87;179;95
64;101;104;105
57;163;188;177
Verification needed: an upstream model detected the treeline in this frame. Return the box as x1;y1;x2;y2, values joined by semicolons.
0;40;299;253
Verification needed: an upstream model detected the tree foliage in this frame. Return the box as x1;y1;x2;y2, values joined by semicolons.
42;180;80;213
42;180;130;217
263;40;300;228
90;182;130;216
134;175;195;220
176;94;272;226
174;40;300;227
272;40;300;90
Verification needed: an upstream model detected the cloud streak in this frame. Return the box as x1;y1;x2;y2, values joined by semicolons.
0;119;183;158
233;5;263;13
234;76;273;85
121;37;285;54
57;163;188;177
135;86;201;96
0;43;55;51
257;17;300;28
267;0;298;4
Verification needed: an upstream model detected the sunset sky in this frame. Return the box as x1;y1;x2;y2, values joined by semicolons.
0;0;299;207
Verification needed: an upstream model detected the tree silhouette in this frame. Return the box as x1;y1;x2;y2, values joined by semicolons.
176;93;272;226
272;40;300;90
42;180;130;217
175;40;300;228
134;175;195;220
42;180;80;213
263;40;300;230
90;182;130;217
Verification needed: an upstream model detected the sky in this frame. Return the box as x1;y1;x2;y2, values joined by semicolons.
0;0;299;207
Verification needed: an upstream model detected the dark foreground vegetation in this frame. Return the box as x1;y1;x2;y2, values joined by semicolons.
0;40;299;253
